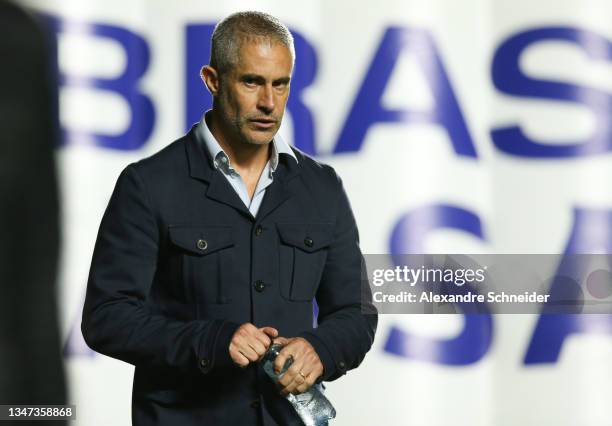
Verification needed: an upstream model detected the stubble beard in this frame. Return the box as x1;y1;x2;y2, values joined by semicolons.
217;89;280;147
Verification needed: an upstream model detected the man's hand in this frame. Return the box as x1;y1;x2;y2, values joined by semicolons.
273;337;324;395
229;323;278;367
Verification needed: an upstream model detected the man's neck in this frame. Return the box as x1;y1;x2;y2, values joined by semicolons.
207;110;271;176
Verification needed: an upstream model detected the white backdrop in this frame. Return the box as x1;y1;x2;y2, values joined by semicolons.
18;0;612;424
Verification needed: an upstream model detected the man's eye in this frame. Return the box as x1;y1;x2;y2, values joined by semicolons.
244;80;257;87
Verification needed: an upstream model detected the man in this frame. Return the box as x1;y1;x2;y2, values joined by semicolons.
82;11;377;426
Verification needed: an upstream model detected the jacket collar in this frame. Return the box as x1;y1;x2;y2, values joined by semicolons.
185;124;214;182
184;122;301;220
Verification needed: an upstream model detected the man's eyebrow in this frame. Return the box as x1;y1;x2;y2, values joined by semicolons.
273;76;291;85
240;74;265;83
239;74;291;85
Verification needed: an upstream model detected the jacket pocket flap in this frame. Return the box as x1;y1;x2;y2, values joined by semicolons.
168;225;234;255
277;222;334;252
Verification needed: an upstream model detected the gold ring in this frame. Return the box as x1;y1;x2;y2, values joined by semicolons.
298;372;307;380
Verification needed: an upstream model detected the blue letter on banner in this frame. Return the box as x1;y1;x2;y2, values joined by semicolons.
334;27;477;158
492;27;612;158
385;205;492;365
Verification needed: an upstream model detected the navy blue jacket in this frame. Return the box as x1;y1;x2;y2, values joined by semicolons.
82;124;377;425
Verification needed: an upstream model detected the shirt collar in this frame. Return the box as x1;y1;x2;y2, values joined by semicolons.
197;110;297;176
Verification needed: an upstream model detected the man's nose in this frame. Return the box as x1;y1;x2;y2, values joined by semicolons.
257;85;275;113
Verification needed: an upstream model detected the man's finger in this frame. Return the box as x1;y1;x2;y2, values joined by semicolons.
282;368;314;395
253;330;273;350
297;366;314;381
274;351;294;375
238;345;260;362
294;371;316;394
275;339;303;373
260;327;278;338
234;352;250;368
278;358;305;389
273;336;289;347
229;344;251;368
247;339;268;359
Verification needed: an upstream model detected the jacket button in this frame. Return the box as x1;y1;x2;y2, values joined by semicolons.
304;237;314;247
255;225;263;236
196;239;208;251
250;400;261;409
200;358;210;369
338;360;346;370
254;280;266;292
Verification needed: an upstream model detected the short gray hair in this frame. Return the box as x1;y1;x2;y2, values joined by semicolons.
210;11;295;75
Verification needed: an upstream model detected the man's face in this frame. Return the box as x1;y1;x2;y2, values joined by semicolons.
216;38;292;146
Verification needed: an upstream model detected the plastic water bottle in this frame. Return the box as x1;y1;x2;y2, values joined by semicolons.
261;343;336;426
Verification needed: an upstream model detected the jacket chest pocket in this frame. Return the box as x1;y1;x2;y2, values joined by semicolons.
168;225;234;304
277;223;334;301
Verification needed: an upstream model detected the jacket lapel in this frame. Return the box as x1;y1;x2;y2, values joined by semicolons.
184;125;252;218
206;172;252;217
255;154;301;222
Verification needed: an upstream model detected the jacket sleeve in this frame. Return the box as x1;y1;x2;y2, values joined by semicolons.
299;170;378;382
81;164;239;375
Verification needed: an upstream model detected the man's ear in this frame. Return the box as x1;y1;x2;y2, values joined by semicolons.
201;65;220;96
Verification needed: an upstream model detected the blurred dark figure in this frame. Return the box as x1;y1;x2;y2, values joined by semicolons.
0;0;67;423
